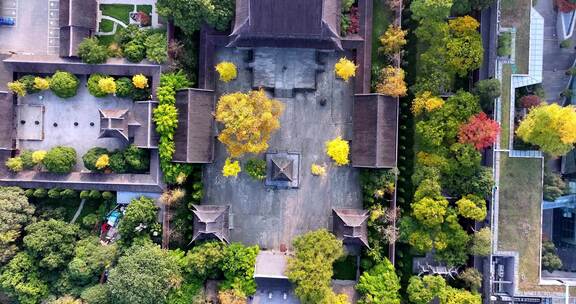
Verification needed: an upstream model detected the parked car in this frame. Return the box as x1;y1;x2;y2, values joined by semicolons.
0;17;15;26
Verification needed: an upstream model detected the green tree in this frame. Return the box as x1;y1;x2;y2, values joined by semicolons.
470;227;491;256
0;187;35;264
446;16;483;77
459;267;482;292
440;287;481;304
20;150;35;169
124;40;146;63
68;236;118;286
183;241;226;279
474;79;501;111
124;145;150;172
87;74;108;98
410;0;453;21
78;38;109;64
0;252;49;304
107;242;182;304
118;196;158;242
115;77;134;98
286;229;345;304
83;147;109;171
23;219;79;270
157;0;234;34
221;243;260;296
145;33;168;64
542;241;563;272
49;71;80;99
456;194;487;221
516;104;576;157
356;258;401;304
412;197;449;227
406;275;446;304
80;284;110;304
43;146;77;174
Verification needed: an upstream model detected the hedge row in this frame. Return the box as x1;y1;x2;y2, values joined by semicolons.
82;145;149;174
87;73;150;101
153;71;194;184
24;188;114;201
6;146;77;174
7;71;79;98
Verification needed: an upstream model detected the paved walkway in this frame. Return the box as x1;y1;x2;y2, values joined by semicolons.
535;0;576;102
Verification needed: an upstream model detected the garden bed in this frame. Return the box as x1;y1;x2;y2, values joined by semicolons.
333;255;358;280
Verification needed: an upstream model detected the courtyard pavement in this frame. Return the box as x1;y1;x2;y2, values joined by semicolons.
535;0;576;102
0;0;52;55
18;77;134;171
202;48;363;250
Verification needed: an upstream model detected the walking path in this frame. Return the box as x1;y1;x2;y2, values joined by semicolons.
535;0;576;102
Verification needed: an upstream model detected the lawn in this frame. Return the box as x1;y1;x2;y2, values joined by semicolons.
371;0;393;71
100;4;133;25
497;155;543;291
99;19;115;33
500;64;512;148
333;255;357;280
500;0;531;74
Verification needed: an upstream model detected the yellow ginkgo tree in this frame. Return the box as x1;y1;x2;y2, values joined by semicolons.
334;58;357;82
516;103;576;157
326;136;350;166
215;89;284;158
215;61;238;82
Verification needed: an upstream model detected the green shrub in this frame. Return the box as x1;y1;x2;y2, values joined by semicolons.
82;214;99;229
78;37;109;64
245;158;266;181
80;190;90;200
24;189;34;197
87;74;108;97
159;70;191;91
102;191;114;200
19;75;41;94
47;188;61;199
124;41;146;63
49;71;79;98
561;39;572;48
115;77;134;98
145;33;168;64
61;189;78;199
124;145;150;172
5;157;23;172
116;24;145;46
20;150;35;169
131;88;151;101
88;190;101;200
43;146;77;173
81;283;110;304
497;32;512;57
109;150;128;173
83;147;109;172
33;188;47;198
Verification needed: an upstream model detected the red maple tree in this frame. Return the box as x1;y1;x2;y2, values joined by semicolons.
458;112;500;150
520;95;542;109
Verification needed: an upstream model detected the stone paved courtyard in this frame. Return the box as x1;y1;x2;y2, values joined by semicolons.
202;48;363;250
17;77;133;171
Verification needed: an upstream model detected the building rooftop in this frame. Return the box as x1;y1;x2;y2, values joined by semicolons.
173;89;215;164
229;0;341;50
191;205;230;244
332;208;370;248
351;94;398;168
